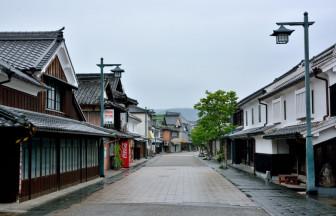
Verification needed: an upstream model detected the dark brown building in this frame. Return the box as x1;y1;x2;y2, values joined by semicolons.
75;73;137;170
0;29;110;203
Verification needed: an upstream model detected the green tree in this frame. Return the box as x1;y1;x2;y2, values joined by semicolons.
194;90;237;142
191;124;208;152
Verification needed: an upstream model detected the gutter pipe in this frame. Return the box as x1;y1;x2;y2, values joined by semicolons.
313;68;329;119
258;99;268;126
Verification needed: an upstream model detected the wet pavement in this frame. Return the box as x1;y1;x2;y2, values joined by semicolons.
4;153;336;215
24;152;268;216
203;159;336;216
0;159;147;216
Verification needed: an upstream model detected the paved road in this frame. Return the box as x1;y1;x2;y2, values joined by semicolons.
44;152;267;216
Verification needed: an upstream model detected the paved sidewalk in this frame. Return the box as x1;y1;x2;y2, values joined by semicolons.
0;158;148;215
201;158;336;216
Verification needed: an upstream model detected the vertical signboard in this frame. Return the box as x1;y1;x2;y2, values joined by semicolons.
121;140;130;168
104;109;114;126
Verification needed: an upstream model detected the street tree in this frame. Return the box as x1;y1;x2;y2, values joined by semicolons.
191;124;208;153
193;90;237;157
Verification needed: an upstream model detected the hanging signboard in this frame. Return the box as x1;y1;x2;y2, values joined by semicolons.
120;140;130;168
104;109;114;125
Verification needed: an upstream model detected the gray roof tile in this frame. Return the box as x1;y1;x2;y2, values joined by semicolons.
229;125;276;139
0;105;112;137
263;122;320;139
0;59;44;87
75;73;138;106
0;29;63;71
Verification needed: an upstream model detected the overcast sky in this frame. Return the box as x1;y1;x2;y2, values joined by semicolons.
1;0;336;109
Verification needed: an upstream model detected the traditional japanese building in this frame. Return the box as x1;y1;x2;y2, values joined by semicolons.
228;44;336;194
75;73;138;169
0;29;110;202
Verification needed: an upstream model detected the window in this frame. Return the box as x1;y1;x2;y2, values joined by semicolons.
283;100;287;120
22;142;29;180
258;105;261;123
272;98;281;123
245;110;248;126
46;79;63;111
311;90;314;114
295;88;306;119
233;110;243;126
331;84;336;116
60;139;66;173
251;108;254;125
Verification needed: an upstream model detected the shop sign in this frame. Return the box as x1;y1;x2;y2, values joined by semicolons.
120;140;130;168
104;109;114;124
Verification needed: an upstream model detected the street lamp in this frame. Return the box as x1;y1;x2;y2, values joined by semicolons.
270;25;294;44
111;65;125;79
96;58;122;177
271;12;316;194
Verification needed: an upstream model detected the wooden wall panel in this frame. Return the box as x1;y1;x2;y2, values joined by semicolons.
0;85;38;111
45;56;67;82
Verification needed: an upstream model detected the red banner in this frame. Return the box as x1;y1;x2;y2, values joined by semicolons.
120;140;130;168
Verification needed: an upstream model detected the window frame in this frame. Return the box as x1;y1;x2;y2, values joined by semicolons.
245;110;248;126
251;108;254;125
295;88;306;119
45;79;64;112
272;98;282;123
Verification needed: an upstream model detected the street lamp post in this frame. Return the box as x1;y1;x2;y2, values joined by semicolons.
271;12;316;194
96;58;122;177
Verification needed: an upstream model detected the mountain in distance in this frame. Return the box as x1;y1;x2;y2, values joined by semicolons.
154;108;199;122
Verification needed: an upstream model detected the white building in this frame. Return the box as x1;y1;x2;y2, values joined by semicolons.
229;44;336;192
128;106;155;155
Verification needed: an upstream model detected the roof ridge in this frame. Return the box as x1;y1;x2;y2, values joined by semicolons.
0;27;64;40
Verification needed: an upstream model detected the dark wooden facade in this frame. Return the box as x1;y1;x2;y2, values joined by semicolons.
0;85;38;112
45;56;67;82
0;58;83;121
0;57;100;203
19;135;99;201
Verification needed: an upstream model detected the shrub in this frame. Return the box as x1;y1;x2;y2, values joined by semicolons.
215;151;225;163
113;144;122;169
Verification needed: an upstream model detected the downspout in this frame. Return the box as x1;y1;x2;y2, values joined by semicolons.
313;68;329;119
258;99;268;126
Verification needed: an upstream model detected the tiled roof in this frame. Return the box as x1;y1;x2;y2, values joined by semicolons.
0;105;112;137
165;116;178;126
302;117;336;136
128;106;154;114
0;59;44;87
229;125;275;139
263;122;320;139
84;122;133;138
0;29;64;71
75;79;103;105
76;73;137;106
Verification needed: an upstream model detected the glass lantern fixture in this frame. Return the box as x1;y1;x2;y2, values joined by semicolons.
111;66;124;78
271;25;294;44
